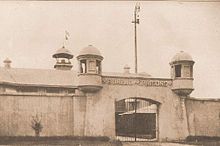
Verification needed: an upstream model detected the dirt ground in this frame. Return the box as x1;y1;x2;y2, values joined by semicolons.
0;137;220;146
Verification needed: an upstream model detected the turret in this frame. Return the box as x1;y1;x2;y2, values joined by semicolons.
77;45;103;92
123;64;130;74
52;46;73;70
170;51;195;96
3;58;12;69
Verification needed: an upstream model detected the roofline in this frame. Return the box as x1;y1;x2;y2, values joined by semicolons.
187;97;220;102
170;60;195;65
0;92;85;98
0;81;78;89
77;54;104;60
102;75;172;81
52;53;74;59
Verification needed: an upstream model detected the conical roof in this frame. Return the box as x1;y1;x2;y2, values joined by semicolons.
52;46;73;59
78;45;102;57
171;51;193;62
3;58;12;63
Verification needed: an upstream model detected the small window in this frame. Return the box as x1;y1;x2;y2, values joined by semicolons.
61;59;65;63
0;87;6;92
68;89;75;94
190;66;193;77
80;60;87;73
88;60;96;72
175;65;181;77
47;88;60;93
96;60;101;74
17;87;38;93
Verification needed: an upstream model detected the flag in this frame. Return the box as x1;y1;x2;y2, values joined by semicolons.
65;30;70;40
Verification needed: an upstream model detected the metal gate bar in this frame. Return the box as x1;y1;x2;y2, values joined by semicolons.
115;97;157;142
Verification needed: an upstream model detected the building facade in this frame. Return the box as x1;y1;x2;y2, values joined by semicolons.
0;45;219;142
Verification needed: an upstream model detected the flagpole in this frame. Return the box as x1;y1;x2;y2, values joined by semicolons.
132;3;140;74
63;30;70;48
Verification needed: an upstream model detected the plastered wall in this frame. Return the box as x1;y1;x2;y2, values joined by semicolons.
186;99;220;137
2;84;219;140
0;94;82;136
84;84;190;141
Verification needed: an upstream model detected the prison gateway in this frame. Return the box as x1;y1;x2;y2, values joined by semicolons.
0;45;219;142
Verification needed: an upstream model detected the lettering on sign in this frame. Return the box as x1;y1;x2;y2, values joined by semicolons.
102;77;172;87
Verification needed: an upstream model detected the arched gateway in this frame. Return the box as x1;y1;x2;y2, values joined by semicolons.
115;97;160;141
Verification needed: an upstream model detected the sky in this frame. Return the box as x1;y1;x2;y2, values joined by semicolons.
0;1;219;98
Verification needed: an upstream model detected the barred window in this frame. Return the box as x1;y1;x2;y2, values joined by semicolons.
175;65;181;77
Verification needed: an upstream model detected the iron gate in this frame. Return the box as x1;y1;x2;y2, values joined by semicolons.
115;98;158;141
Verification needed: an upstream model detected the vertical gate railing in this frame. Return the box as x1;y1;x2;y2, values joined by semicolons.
134;98;137;141
115;97;158;142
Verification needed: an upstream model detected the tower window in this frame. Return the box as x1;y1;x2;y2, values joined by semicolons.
96;60;101;74
61;59;65;63
175;65;181;77
190;66;193;77
88;60;96;72
80;60;87;73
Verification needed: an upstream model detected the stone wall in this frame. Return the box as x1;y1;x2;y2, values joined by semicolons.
186;98;220;137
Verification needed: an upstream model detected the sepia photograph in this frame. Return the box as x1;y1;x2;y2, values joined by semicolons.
0;1;219;146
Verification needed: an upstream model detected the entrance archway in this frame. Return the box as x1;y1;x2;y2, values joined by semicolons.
115;97;159;141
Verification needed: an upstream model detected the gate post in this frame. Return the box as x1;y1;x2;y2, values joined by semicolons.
134;98;137;141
